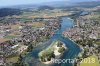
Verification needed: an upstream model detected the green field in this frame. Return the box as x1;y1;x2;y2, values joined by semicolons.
4;35;18;39
95;41;100;45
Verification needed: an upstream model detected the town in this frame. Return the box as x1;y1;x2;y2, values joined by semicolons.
0;8;71;66
0;0;100;66
63;6;100;66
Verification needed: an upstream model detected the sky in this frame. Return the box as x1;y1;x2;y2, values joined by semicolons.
0;0;98;7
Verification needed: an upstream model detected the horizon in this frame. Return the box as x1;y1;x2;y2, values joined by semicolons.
0;0;98;7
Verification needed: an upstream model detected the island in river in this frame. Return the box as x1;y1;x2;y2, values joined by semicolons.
38;40;67;64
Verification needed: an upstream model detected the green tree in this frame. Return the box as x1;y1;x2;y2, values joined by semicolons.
27;44;33;52
18;55;23;62
57;41;63;47
40;51;55;62
58;47;65;53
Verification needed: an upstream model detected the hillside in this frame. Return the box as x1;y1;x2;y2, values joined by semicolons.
0;8;22;17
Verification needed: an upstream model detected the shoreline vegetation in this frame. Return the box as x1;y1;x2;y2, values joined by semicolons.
38;40;67;64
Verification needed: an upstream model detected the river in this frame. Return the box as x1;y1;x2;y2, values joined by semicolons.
24;17;81;66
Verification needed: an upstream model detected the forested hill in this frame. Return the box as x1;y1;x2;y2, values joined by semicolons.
0;8;22;17
38;6;54;10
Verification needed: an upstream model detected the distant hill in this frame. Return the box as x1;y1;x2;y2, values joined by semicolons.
0;8;22;17
76;1;100;8
0;1;74;9
40;1;75;7
0;1;100;10
39;1;100;8
38;5;54;10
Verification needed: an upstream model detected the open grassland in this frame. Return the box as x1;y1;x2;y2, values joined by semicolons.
6;56;19;63
32;22;45;28
0;38;10;43
4;35;18;39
